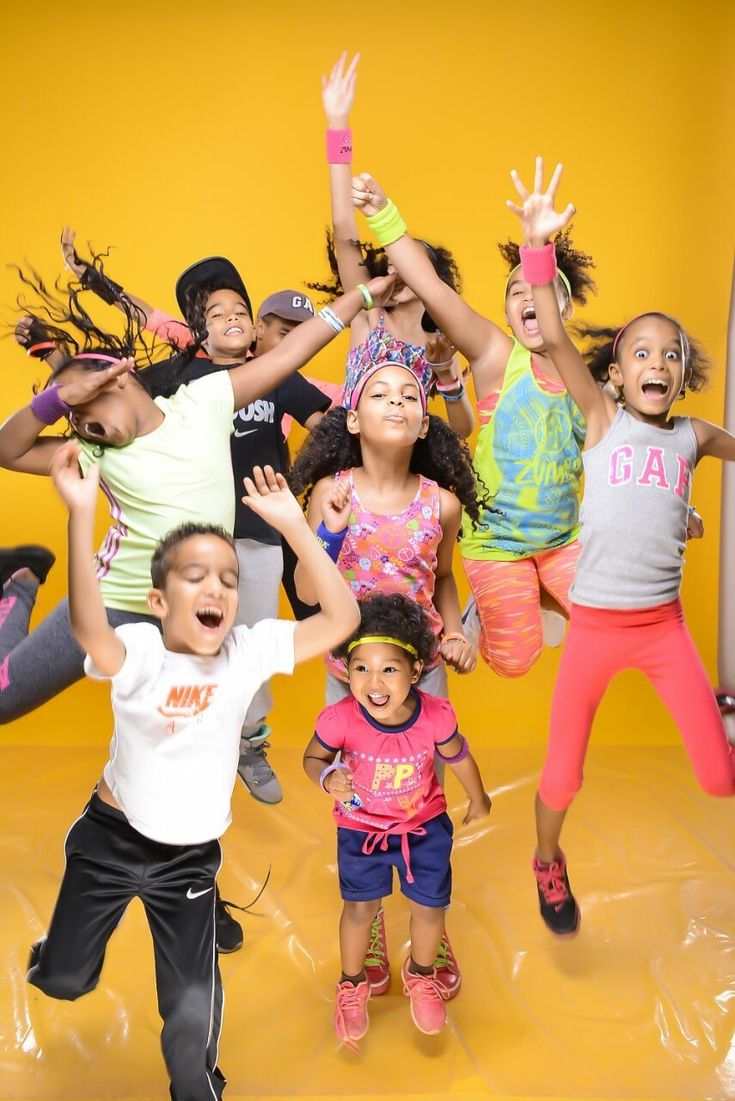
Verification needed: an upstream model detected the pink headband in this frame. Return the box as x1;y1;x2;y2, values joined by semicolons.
347;364;428;414
73;353;124;364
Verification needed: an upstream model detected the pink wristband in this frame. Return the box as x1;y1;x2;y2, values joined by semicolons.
30;385;72;425
434;376;461;394
326;128;352;164
519;243;558;286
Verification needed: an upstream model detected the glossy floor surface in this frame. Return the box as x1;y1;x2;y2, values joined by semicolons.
2;744;734;1101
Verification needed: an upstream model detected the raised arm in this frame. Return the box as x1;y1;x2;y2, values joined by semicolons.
242;467;359;661
61;226;157;326
227;275;394;411
293;476;350;606
506;158;614;445
50;441;125;675
425;332;475;437
351;173;510;371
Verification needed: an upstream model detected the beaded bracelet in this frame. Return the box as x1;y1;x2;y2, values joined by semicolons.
442;632;469;645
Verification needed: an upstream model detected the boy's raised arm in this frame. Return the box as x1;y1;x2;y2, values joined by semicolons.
241;466;359;662
50;441;125;676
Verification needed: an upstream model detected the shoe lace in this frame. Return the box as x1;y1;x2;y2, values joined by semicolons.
405;971;449;1003
334;984;364;1052
218;866;271;916
535;861;570;907
242;741;275;783
432;936;454;971
364;917;387;969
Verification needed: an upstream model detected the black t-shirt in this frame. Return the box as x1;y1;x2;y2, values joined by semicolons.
143;354;330;544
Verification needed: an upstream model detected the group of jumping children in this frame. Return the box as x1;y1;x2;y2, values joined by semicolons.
2;52;735;1100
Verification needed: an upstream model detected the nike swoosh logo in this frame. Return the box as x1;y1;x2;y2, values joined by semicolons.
233;428;259;437
186;886;214;900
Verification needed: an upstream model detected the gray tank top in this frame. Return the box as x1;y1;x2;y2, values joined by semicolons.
571;407;698;609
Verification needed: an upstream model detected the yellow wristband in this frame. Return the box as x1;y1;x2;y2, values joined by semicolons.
365;198;407;247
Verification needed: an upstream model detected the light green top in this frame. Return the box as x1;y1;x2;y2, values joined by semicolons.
78;372;235;614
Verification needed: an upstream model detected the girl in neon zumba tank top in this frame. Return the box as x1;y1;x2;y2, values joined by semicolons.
351;172;598;678
317;52;475;442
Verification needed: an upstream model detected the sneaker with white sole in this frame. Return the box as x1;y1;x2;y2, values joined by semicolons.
401;958;449;1035
334;979;371;1051
364;907;390;995
238;727;283;804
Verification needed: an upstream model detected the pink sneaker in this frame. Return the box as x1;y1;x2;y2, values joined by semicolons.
401;958;449;1035
433;931;461;999
364;908;391;995
333;979;371;1051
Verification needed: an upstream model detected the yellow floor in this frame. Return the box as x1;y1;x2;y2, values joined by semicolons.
2;742;734;1101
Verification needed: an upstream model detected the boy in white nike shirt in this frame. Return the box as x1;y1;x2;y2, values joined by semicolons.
27;443;359;1101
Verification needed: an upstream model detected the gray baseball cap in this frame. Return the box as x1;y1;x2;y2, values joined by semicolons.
259;290;316;324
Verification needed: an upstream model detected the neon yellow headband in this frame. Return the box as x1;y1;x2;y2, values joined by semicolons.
347;635;419;658
505;262;571;301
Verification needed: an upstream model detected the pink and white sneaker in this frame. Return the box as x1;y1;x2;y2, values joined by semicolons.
433;931;462;999
401;958;449;1035
333;979;371;1051
364;907;391;995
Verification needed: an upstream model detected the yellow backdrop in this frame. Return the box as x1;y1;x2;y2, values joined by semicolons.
0;0;733;753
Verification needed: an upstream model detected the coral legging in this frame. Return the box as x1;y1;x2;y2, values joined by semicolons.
463;540;581;677
540;598;735;811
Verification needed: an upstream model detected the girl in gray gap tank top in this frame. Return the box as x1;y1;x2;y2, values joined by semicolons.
508;165;735;940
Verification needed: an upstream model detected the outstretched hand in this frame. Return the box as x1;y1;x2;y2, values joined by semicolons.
61;226;87;278
322;51;359;127
506;157;576;246
242;465;306;536
351;173;388;217
50;439;100;512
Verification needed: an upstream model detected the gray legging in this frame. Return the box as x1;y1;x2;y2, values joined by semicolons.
0;578;158;724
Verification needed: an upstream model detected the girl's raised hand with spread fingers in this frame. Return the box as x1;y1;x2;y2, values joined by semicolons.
506;157;576;248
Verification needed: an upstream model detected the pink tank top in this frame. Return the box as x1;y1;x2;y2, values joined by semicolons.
325;469;444;679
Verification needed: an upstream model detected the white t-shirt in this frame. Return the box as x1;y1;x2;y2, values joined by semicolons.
84;620;296;844
78;373;236;615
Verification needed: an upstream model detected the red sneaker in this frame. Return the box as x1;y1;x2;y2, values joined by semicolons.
433;930;461;999
401;958;449;1035
333;979;371;1051
364;907;390;995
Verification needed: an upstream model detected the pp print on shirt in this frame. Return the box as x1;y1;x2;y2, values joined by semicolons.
608;445;691;498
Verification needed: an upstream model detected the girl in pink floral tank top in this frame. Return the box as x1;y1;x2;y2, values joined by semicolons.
323;470;444;678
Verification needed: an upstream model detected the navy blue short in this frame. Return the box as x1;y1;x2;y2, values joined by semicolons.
337;812;453;908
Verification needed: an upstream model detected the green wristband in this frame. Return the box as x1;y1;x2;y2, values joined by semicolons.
365;198;407;247
357;283;374;310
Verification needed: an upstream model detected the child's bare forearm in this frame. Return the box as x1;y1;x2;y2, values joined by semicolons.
448;753;487;806
288;519;359;662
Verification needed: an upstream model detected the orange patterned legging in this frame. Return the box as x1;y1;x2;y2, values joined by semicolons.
463;541;582;678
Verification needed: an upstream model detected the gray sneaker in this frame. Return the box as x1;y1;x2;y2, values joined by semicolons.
238;736;283;804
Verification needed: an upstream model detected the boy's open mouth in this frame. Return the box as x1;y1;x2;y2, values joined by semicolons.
196;607;224;630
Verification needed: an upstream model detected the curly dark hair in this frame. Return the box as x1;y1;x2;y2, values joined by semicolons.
307;229;462;333
574;313;711;393
13;260;156;371
333;593;435;664
288;407;482;525
498;228;596;306
179;280;254;353
151;522;236;589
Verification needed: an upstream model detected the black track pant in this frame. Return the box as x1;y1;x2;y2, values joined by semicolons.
27;792;226;1101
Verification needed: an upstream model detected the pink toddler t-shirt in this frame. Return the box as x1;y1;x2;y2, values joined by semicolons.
314;689;458;835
